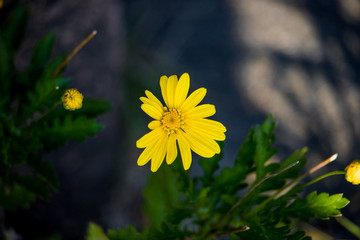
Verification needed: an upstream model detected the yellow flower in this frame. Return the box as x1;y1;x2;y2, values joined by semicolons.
136;73;226;172
62;88;83;111
345;160;360;185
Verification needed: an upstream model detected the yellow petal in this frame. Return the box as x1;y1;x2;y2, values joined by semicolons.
181;88;207;113
151;132;168;172
166;134;177;164
186;130;220;157
141;103;162;120
174;73;190;108
187;118;227;133
136;128;163;148
137;138;163;166
177;131;192;170
185;104;216;119
160;75;169;107
140;96;163;114
145;90;164;109
137;145;155;166
166;75;178;108
148;120;161;130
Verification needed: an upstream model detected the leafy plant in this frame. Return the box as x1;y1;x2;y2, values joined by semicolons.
0;5;110;210
87;116;350;240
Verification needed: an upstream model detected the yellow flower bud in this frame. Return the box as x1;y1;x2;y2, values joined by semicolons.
62;88;83;111
345;160;360;185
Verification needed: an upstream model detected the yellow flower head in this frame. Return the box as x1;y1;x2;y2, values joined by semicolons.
136;73;226;172
345;160;360;185
62;88;83;111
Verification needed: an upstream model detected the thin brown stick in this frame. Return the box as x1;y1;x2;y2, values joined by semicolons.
52;30;97;77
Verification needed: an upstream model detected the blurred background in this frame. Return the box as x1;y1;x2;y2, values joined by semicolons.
1;0;360;239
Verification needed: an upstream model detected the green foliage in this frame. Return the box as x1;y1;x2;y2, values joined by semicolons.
86;222;109;240
0;5;110;210
95;116;349;239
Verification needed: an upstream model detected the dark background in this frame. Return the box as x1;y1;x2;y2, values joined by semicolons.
1;0;360;239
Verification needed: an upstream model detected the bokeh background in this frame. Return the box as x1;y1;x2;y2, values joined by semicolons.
1;0;360;239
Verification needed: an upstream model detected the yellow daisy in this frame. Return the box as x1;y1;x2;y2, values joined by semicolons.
136;73;226;172
345;160;360;185
62;88;83;111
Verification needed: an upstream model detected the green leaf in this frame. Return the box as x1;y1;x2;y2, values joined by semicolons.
108;225;144;240
0;180;35;210
0;35;15;100
2;5;28;50
86;222;109;240
285;191;350;221
13;175;51;200
23;76;69;119
28;31;55;78
253;115;277;181
74;99;112;118
39;115;103;150
199;141;223;186
147;222;189;240
236;218;291;240
48;99;112;120
142;164;182;228
27;157;59;189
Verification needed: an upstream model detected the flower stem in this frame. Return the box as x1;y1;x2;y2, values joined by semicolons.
300;171;345;189
212;160;299;232
243;153;338;219
52;30;97;77
336;216;360;239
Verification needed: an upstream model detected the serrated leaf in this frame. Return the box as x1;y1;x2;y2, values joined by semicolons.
27;157;59;189
143;165;182;228
0;34;15;99
0;180;35;210
25;76;69;117
108;225;144;240
13;175;51;200
199;141;223;186
285;191;350;221
39;115;103;150
2;5;28;50
28;31;55;78
48;99;112;120
86;222;109;240
253;115;277;181
236;218;291;240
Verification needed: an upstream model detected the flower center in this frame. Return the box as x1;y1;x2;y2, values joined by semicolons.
161;108;183;134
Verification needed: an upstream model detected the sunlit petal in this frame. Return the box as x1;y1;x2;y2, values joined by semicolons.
145;90;164;109
166;75;178;108
148;120;161;130
186;104;215;119
174;73;190;108
177;131;192;170
141;103;162;120
187;118;227;133
186;129;220;157
136;128;163;148
181;88;207;113
166;134;177;164
160;75;169;106
151;132;168;172
140;96;163;114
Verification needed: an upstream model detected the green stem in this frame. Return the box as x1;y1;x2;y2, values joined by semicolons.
243;155;339;219
212;161;299;231
23;100;62;130
336;216;360;239
300;171;345;189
